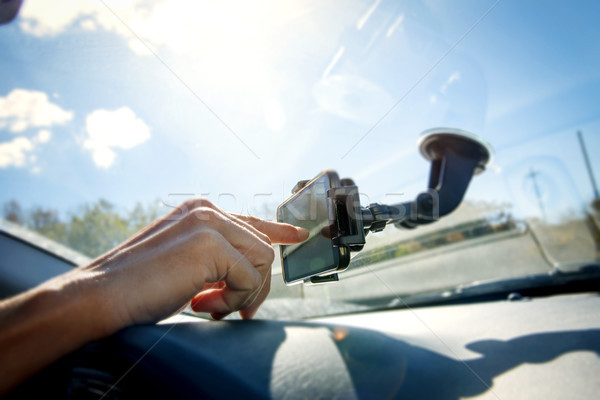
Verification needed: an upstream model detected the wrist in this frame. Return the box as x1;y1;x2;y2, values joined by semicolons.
37;268;123;341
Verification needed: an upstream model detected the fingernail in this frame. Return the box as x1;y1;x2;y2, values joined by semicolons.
211;312;227;320
297;227;309;240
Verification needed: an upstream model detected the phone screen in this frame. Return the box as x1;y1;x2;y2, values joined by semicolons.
278;172;338;284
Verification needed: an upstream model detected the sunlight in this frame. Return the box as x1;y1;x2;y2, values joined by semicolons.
125;1;309;95
20;0;311;96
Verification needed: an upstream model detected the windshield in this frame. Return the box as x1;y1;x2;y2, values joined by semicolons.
1;0;599;319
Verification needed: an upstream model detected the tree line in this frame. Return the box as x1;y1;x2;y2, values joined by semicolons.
2;199;160;258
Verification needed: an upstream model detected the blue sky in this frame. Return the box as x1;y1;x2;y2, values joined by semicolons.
1;0;599;223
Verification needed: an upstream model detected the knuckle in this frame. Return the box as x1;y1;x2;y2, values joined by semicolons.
245;215;261;224
170;199;201;221
236;215;271;243
179;198;217;219
187;198;215;210
193;198;216;210
188;206;221;226
181;198;196;210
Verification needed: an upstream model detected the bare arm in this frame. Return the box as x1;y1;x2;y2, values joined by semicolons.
0;199;308;394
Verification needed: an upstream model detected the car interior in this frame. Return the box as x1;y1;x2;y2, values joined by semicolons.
1;0;600;398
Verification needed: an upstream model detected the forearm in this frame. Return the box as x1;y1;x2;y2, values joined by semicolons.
0;269;116;395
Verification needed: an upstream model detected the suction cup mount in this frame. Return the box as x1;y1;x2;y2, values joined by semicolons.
362;128;493;231
419;128;492;176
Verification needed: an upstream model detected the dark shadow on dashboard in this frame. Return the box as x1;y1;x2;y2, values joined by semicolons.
328;327;600;399
463;329;600;396
111;320;289;399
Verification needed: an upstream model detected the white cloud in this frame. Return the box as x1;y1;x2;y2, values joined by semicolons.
0;89;66;172
34;129;52;144
0;137;34;168
19;1;158;55
80;18;97;31
17;1;249;52
0;89;73;133
88;146;117;169
84;107;151;168
0;132;53;171
19;1;111;37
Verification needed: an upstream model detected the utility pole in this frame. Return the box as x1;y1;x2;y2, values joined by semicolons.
526;167;546;221
577;130;599;199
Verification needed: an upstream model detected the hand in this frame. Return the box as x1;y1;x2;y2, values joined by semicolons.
79;198;308;330
0;198;308;394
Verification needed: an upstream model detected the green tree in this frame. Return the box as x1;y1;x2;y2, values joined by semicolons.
27;207;67;244
2;199;162;258
65;199;130;257
3;200;24;225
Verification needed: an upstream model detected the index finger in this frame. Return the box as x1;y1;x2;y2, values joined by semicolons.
232;215;308;244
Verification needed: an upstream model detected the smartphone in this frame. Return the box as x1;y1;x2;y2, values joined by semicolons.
277;170;348;285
